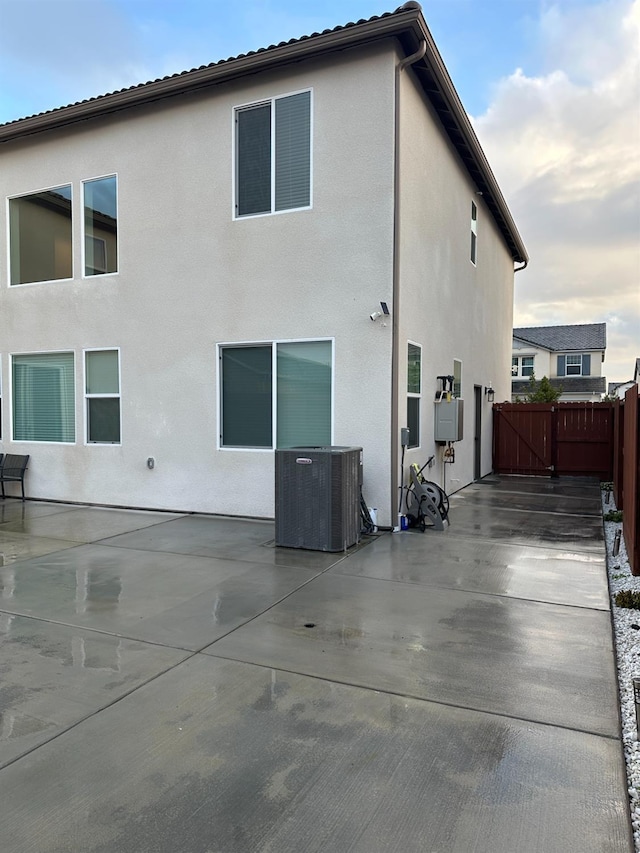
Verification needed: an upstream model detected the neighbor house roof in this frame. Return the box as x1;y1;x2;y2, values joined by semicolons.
513;323;606;352
512;377;606;396
0;3;527;265
608;381;635;395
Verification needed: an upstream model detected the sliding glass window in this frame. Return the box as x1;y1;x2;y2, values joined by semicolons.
235;90;311;217
220;340;331;448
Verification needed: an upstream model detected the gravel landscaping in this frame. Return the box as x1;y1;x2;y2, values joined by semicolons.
603;486;640;851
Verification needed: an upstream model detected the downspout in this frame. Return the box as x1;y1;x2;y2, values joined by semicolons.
391;37;427;530
514;259;528;273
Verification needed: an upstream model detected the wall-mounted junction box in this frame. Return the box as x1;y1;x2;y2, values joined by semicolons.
434;399;464;442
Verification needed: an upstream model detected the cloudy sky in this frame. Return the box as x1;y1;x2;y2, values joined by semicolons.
0;0;638;382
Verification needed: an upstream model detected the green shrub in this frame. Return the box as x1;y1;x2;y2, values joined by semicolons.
603;510;623;522
614;589;640;609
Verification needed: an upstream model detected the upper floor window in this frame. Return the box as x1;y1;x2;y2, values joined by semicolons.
558;354;591;377
219;339;331;449
9;185;72;285
512;356;534;377
235;90;311;217
83;176;118;276
470;201;478;265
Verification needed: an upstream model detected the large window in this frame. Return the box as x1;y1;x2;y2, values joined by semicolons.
235;90;311;217
9;186;73;285
83;176;118;276
512;356;534;377
407;342;421;449
12;352;75;442
85;350;120;444
220;340;331;448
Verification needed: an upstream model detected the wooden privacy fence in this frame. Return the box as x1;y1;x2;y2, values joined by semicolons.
493;402;615;480
613;387;640;575
492;395;640;575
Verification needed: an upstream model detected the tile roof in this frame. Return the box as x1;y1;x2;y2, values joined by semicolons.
0;3;528;265
0;11;399;129
513;323;606;352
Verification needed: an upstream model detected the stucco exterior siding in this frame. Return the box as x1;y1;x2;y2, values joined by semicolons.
396;66;515;495
0;46;397;519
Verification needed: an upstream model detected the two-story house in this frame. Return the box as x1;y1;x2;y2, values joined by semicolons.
0;3;527;527
512;324;606;402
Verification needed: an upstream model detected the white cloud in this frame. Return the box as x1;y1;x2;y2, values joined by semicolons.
473;0;640;381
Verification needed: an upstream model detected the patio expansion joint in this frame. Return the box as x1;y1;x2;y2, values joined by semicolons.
0;608;197;653
328;570;612;612
0;647;201;773
450;504;603;519
432;529;606;557
197;652;624;743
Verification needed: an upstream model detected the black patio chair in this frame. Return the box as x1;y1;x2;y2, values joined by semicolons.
0;454;30;501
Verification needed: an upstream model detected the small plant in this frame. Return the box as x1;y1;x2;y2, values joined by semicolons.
601;481;613;491
614;589;640;609
611;573;627;580
603;510;623;522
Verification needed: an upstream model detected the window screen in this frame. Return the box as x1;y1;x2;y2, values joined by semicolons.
236;91;311;217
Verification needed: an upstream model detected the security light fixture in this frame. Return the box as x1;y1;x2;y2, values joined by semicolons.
485;385;495;403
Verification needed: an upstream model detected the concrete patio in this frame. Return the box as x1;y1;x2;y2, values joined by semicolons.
0;476;632;852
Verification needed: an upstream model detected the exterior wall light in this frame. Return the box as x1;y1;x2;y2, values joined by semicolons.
485;386;495;403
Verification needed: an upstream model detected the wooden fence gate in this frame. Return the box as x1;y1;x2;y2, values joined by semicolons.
493;402;615;481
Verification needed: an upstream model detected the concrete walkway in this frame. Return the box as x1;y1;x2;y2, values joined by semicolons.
0;476;632;852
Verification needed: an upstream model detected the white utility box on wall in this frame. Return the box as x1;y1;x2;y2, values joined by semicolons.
434;399;464;442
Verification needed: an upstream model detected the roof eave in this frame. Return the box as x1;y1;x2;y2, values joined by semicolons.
0;6;528;264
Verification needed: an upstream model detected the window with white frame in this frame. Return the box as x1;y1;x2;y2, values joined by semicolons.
566;354;584;376
453;359;462;398
220;339;331;448
9;185;73;285
85;350;121;444
83;176;118;276
235;90;311;217
407;343;421;449
12;352;75;442
470;201;478;264
512;356;534;377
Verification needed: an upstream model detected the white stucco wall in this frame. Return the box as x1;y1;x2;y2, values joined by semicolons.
0;45;398;519
397;65;516;499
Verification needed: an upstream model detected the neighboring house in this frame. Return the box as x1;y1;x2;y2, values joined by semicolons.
0;5;527;527
512;324;606;402
608;381;636;399
607;358;640;398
